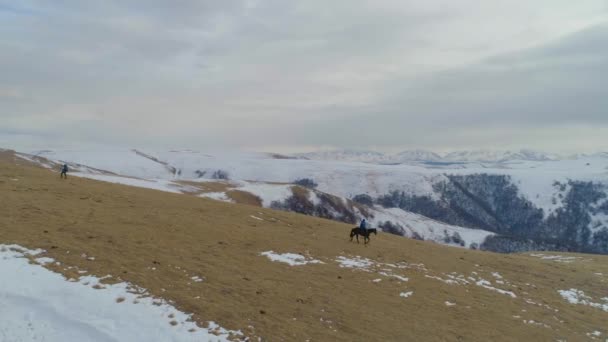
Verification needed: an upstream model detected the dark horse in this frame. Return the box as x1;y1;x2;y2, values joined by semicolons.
350;228;377;244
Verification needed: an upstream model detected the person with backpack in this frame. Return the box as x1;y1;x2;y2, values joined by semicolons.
60;164;69;179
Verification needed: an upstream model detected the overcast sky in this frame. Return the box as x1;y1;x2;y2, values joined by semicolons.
1;1;607;153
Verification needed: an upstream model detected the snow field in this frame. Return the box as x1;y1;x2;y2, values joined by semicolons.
558;289;608;312
0;245;242;342
260;251;323;266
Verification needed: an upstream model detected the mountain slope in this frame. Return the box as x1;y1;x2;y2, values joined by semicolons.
16;148;608;254
15;150;494;248
1;150;607;341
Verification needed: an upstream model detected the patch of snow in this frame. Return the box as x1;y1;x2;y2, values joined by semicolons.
445;301;456;306
522;320;550;328
491;272;503;279
558;289;608;312
445;273;471;285
529;254;580;263
1;244;44;256
249;215;264;221
200;192;233;203
369;206;494;248
71;173;193;195
238;183;293;207
589;212;608;233
0;244;242;342
475;279;517;298
35;257;55;265
190;276;204;283
29;149;173;178
399;291;413;298
424;275;460;285
261;251;323;266
308;191;321;206
372;279;382;283
335;256;374;270
383;273;409;282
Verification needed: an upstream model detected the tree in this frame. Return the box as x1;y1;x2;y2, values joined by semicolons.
293;178;318;189
352;194;374;206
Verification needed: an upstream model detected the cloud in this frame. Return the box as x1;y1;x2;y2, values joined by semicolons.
268;23;608;151
0;1;607;152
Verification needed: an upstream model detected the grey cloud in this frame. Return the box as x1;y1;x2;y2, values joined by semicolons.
1;1;607;152
282;24;608;148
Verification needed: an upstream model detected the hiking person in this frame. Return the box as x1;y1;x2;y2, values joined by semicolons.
60;164;68;179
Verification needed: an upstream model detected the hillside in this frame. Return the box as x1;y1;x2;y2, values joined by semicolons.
2;150;608;341
15;149;495;249
23;148;608;254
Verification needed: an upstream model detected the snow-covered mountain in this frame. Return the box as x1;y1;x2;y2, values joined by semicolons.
392;150;443;163
295;149;444;164
294;149;388;163
17;147;608;254
442;149;559;163
294;148;566;164
16;149;493;248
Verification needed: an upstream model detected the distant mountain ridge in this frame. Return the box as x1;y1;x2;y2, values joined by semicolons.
294;149;388;163
293;149;592;164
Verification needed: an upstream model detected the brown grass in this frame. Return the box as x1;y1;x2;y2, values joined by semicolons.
1;152;607;341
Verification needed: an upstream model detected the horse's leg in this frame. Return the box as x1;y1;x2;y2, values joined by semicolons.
356;234;360;243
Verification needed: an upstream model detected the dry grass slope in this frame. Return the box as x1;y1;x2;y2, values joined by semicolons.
1;150;607;341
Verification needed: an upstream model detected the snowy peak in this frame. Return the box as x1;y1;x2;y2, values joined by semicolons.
294;149;387;163
393;150;443;162
294;149;442;164
294;149;559;164
439;149;558;163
